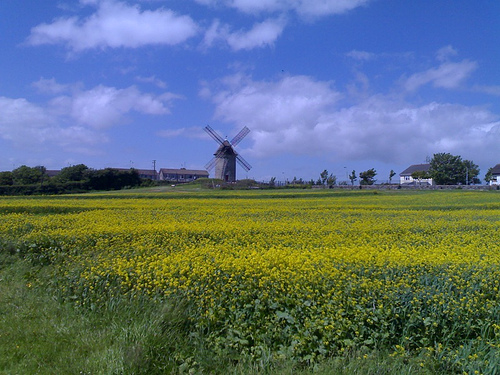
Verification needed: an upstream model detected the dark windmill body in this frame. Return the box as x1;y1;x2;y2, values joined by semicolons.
204;125;252;182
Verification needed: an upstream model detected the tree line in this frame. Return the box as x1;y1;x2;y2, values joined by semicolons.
0;164;144;195
312;153;492;188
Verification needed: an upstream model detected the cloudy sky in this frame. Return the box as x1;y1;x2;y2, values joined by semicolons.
1;0;499;182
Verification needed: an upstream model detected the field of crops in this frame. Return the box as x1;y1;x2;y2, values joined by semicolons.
1;190;500;373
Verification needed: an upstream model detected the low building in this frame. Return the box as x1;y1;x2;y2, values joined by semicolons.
158;168;209;182
399;164;433;185
489;164;500;185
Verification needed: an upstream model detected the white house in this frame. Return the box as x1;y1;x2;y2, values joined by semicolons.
489;164;500;185
399;164;433;185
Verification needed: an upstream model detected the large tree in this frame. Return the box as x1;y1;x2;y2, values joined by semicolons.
55;164;89;183
12;165;45;185
359;168;377;185
429;153;480;185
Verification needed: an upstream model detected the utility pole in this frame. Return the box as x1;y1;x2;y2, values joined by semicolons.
152;160;157;180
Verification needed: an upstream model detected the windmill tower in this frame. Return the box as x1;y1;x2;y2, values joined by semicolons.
204;125;252;182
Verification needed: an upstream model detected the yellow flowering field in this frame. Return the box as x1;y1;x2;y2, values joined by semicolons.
1;190;500;365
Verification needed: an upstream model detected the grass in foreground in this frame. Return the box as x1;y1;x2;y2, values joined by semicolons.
1;252;440;374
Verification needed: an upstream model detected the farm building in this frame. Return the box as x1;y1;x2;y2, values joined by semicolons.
399;164;433;185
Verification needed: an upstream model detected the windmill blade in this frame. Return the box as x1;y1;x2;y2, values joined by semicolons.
236;154;252;172
231;126;250;146
205;157;217;171
204;125;224;145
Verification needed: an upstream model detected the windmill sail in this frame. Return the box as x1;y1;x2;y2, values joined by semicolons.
236;154;252;171
204;157;217;171
204;125;225;145
231;126;250;146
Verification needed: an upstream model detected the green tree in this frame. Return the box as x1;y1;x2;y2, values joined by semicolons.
429;153;480;185
0;171;14;186
12;165;44;185
463;159;480;185
320;169;329;186
485;167;493;184
55;164;89;183
327;173;337;187
389;170;396;184
349;170;357;186
87;168;141;191
360;168;377;185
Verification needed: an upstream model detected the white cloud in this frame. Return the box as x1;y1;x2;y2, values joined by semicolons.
195;0;370;18
27;0;199;51
202;18;286;50
294;0;370;17
32;77;72;94
51;85;181;128
404;60;477;91
346;50;376;61
227;18;286;50
203;74;499;165
436;45;458;62
0;81;181;150
0;97;54;135
0;96;102;149
211;75;341;132
135;75;168;88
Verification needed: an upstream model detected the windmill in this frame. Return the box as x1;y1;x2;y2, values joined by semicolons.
204;125;252;182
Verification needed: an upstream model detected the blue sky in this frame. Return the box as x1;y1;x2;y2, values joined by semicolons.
1;0;499;183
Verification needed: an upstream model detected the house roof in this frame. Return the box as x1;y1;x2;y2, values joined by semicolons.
400;164;430;176
159;168;208;176
490;164;500;175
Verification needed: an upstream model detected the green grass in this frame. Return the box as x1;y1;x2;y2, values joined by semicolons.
0;252;442;374
1;255;124;374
